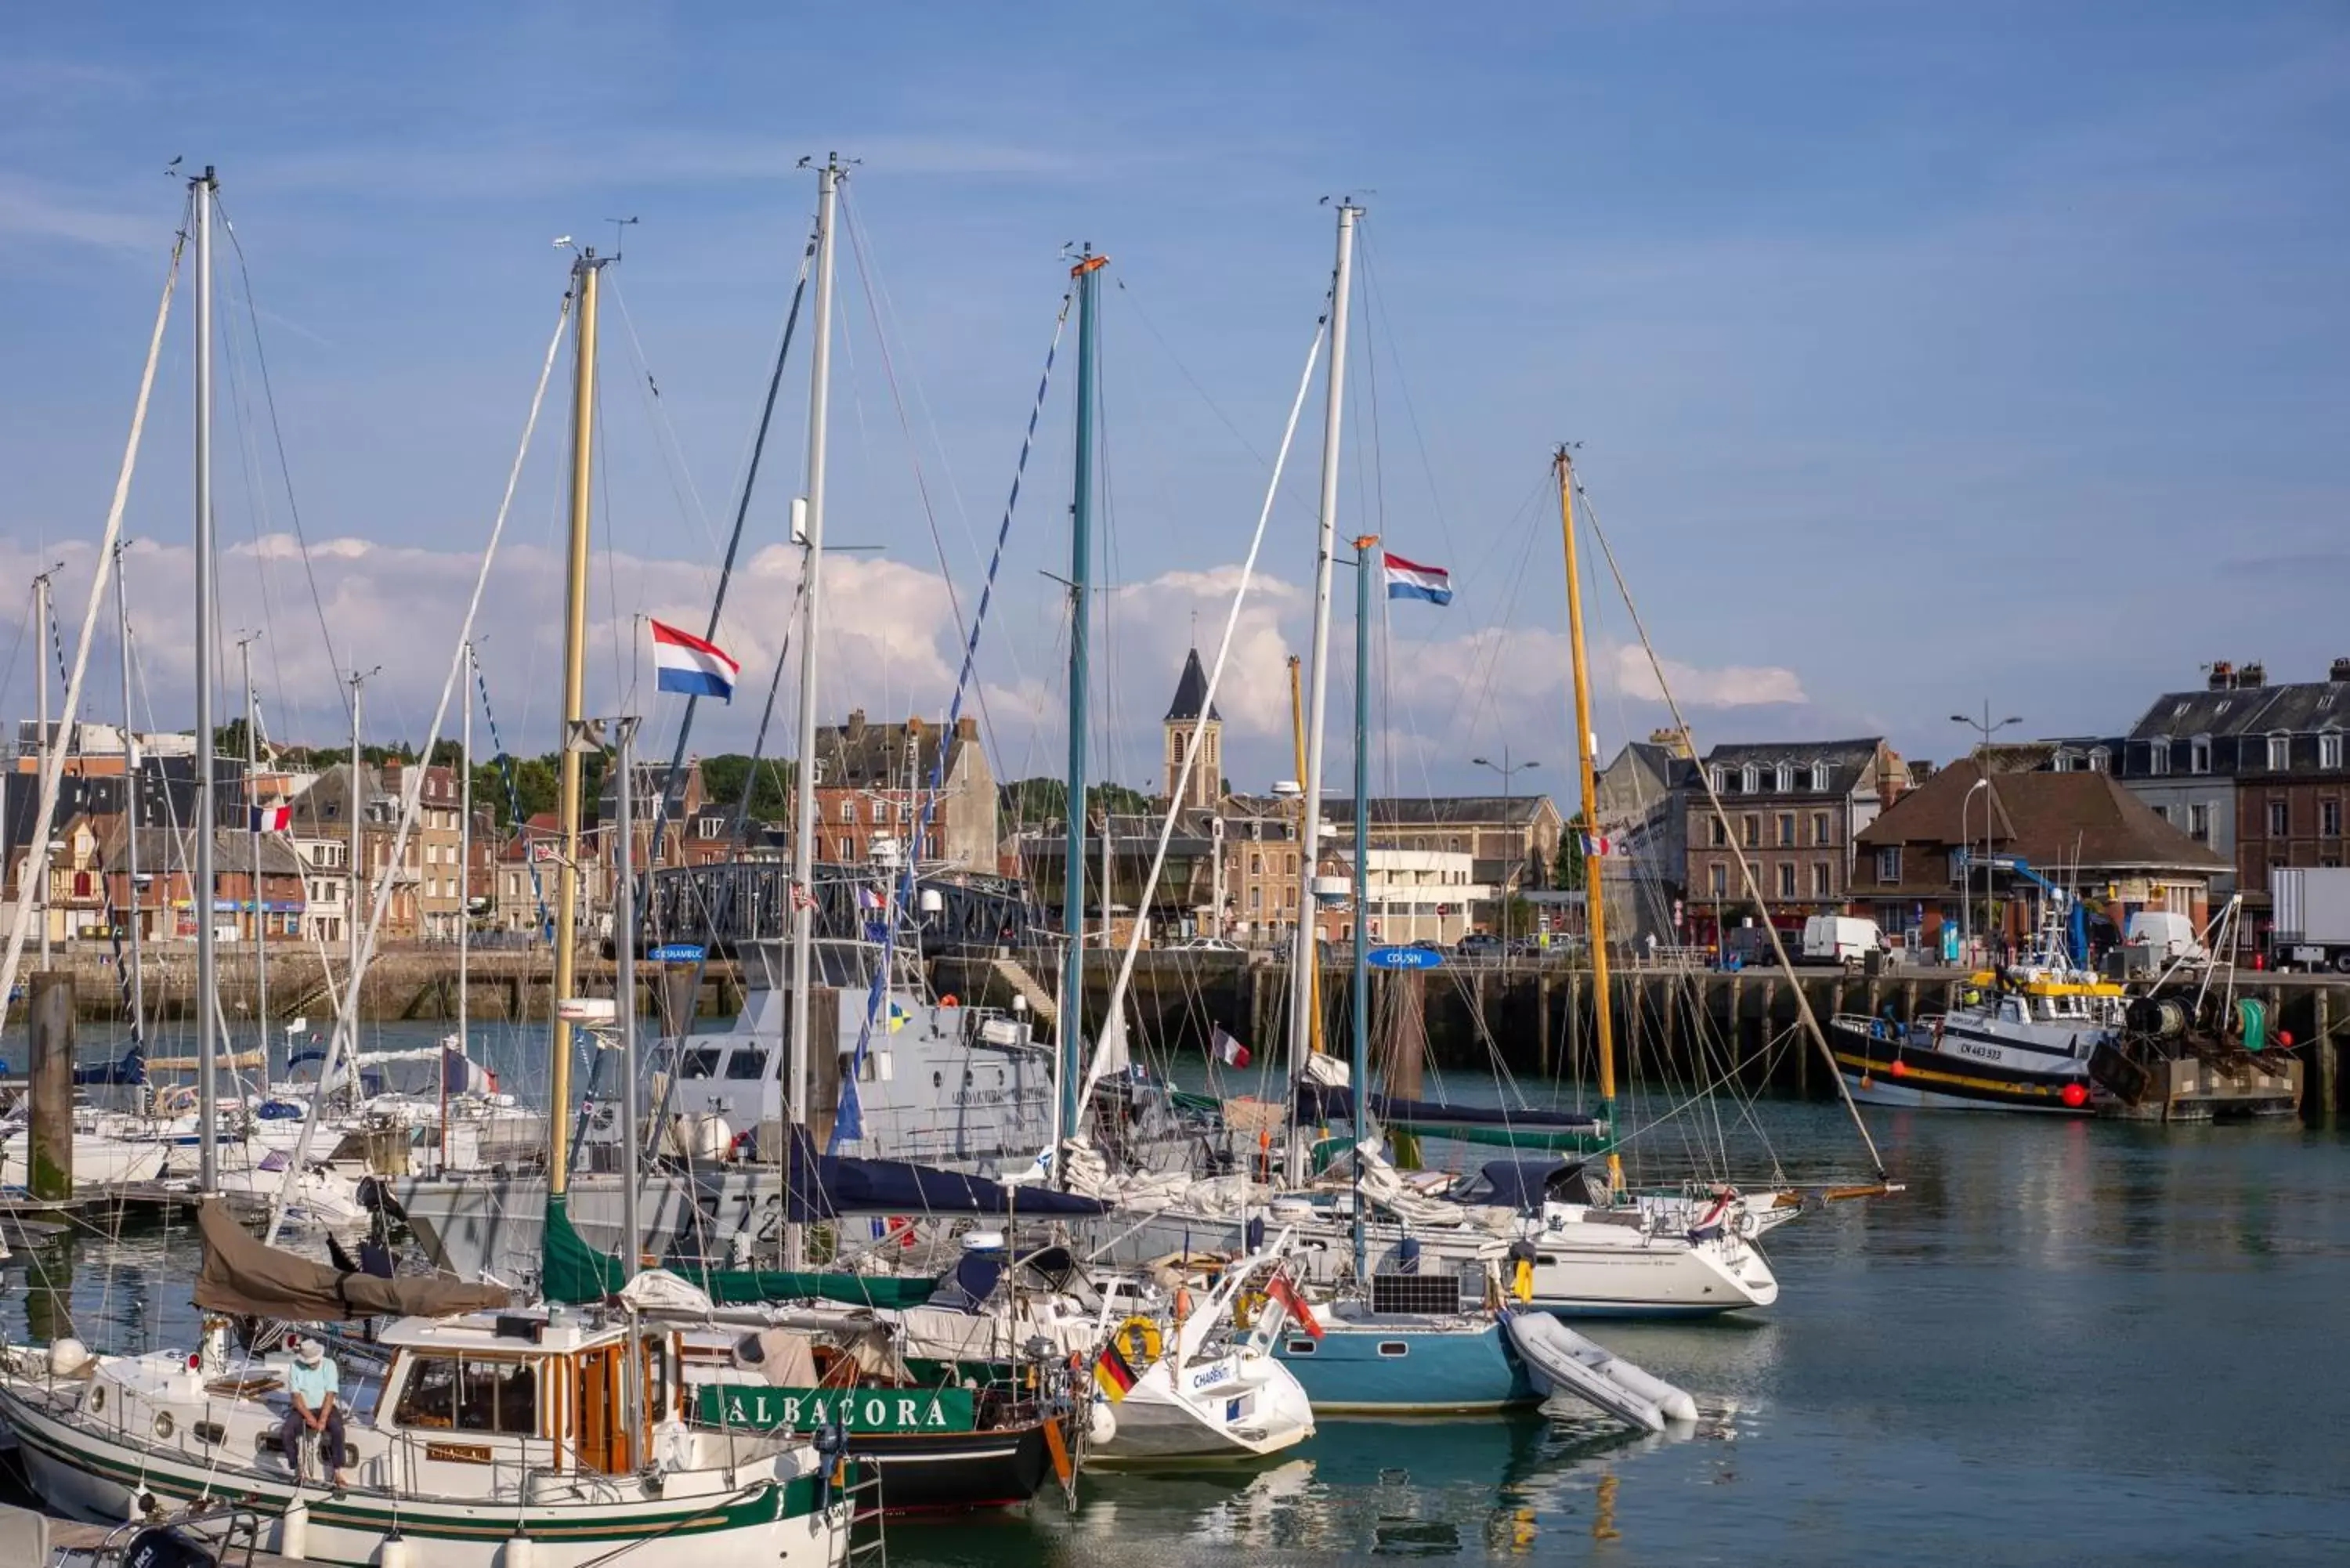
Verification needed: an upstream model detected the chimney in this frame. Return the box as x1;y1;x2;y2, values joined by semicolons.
2239;662;2266;689
955;715;978;741
2207;660;2235;691
2333;657;2350;684
845;709;866;742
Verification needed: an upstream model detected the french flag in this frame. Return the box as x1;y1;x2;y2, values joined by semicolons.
1383;552;1452;606
249;804;291;833
1579;831;1613;857
650;619;739;702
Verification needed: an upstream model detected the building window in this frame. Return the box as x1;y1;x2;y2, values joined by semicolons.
1777;862;1796;899
837;800;853;824
1709;818;1726;848
2190;736;2211;775
1810;762;1829;792
2323;732;2345;771
2088;747;2109;774
870;801;887;825
1875;847;1900;883
2052;752;2073;773
1710;767;1728;794
1250;853;1264;875
1709;862;1727;898
1741;764;1759;793
1742;815;1759;848
2268;733;2291;771
1249;887;1262;910
1812;811;1831;846
1286;853;1299;875
2189;803;2210;842
2148;742;2171;777
1777;814;1795;847
2268;800;2289;836
1775;762;1794;792
1812;862;1831;898
2322;800;2341;839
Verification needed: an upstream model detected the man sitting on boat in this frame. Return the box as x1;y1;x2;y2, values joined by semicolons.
283;1337;349;1490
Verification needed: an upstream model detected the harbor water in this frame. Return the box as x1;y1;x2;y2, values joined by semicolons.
4;1020;2348;1563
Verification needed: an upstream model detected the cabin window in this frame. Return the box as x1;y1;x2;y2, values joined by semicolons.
725;1048;771;1081
678;1048;723;1079
394;1357;461;1427
1376;1341;1409;1358
1285;1339;1317;1355
456;1358;539;1436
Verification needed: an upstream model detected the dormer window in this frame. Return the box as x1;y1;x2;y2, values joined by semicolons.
1774;762;1795;792
2267;732;2291;771
1741;764;1759;793
2052;752;2073;773
2190;736;2211;775
1810;762;1829;792
2088;746;2109;774
1710;767;1729;794
2322;730;2345;771
2148;742;2171;777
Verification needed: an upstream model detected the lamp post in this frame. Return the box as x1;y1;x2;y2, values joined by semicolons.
1471;748;1541;966
1959;777;1990;966
1950;704;2021;962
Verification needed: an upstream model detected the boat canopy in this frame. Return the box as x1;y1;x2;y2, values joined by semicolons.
1467;1158;1589;1212
1292;1082;1600;1140
193;1198;512;1321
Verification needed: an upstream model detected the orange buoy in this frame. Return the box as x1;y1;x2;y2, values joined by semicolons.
939;993;960;1008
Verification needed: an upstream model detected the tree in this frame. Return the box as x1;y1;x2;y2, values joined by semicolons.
1553;813;1587;891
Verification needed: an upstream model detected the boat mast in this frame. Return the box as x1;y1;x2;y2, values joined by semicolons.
116;547;142;1046
1554;447;1620;1192
238;631;266;1068
193;164;219;1196
785;157;841;1267
613;714;641;1271
1349;532;1377;1278
34;569;52;974
346;670;367;1056
1288;200;1358;1181
548;246;606;1202
451;641;472;1170
1057;244;1105;1164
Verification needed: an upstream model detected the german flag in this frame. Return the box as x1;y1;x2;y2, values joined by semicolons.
1094;1341;1138;1401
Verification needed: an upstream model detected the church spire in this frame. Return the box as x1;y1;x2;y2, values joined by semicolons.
1162;646;1223;809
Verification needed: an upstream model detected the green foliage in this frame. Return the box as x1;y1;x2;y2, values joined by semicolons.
1000;777;1155;826
700;753;794;823
1553;811;1587;891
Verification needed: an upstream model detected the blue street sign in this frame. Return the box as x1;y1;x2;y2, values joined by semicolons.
647;943;706;964
1367;945;1443;970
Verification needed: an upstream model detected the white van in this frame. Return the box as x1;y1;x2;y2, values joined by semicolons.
1802;914;1894;968
2125;910;2207;964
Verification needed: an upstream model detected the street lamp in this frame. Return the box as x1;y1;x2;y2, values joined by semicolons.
1472;749;1541;962
1958;777;1990;965
1950;704;2021;963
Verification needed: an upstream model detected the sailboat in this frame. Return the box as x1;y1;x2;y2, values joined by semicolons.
0;177;856;1568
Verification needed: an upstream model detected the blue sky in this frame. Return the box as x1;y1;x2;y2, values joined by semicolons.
2;3;2345;800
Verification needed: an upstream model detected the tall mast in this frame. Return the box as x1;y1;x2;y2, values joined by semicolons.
34;569;54;973
1349;533;1377;1277
451;641;472;1170
347;672;366;1010
1287;201;1358;1180
193;164;219;1196
238;632;266;1062
548;247;605;1201
1058;244;1106;1158
1555;448;1620;1191
785;157;841;1267
613;715;641;1270
116;547;142;1045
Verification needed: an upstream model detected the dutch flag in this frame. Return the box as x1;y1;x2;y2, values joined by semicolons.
1383;552;1453;606
650;620;739;702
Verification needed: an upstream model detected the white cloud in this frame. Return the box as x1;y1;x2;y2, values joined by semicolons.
1607;644;1807;709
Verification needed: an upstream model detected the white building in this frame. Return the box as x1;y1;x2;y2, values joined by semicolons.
1343;847;1487;945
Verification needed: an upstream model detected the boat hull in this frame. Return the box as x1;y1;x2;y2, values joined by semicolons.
1270;1315;1537;1415
1831;1019;2092;1115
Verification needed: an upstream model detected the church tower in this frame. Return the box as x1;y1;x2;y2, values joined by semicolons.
1162;647;1223;811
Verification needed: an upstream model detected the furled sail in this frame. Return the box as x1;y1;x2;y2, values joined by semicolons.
194;1198;512;1321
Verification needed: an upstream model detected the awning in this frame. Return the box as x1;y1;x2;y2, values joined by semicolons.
193;1198;511;1321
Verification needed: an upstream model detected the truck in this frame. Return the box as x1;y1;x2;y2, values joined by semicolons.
2272;867;2350;974
1801;914;1898;970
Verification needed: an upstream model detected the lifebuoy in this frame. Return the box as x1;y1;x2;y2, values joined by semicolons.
1112;1315;1163;1367
939;994;960;1008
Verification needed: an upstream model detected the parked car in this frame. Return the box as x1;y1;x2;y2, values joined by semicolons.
1456;932;1502;959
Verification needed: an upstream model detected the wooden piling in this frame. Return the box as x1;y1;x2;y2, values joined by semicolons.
1537;976;1553;1077
28;973;74;1201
